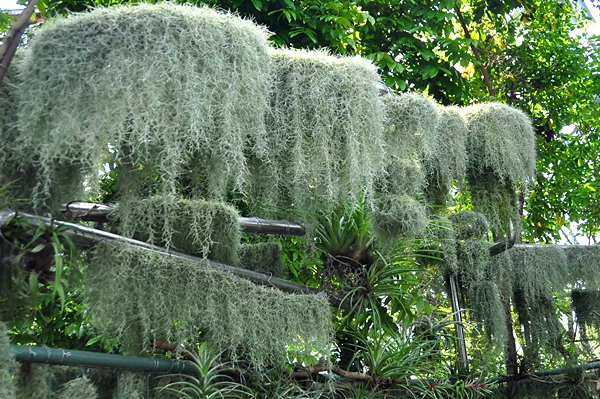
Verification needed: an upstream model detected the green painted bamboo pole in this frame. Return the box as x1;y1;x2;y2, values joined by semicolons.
487;361;600;384
11;345;195;374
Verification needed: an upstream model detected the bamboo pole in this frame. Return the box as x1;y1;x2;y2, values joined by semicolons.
11;344;195;374
60;201;306;236
0;210;349;310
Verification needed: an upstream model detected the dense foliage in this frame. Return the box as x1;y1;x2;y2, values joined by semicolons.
1;0;600;398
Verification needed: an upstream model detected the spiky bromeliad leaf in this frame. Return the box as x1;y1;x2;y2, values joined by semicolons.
85;241;333;365
15;3;272;212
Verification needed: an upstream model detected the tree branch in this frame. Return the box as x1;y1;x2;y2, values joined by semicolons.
0;0;38;84
454;6;496;97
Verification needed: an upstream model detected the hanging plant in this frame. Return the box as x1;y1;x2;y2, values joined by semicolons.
0;65;37;210
115;372;146;399
113;194;241;265
370;194;427;240
255;48;386;227
237;242;282;278
85;241;333;365
15;363;49;399
447;212;508;346
564;245;600;288
0;321;16;399
508;245;567;307
15;3;272;212
461;103;536;234
369;93;438;241
424;106;468;208
382;93;439;161
55;377;97;399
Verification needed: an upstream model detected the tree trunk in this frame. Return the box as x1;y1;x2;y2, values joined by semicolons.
0;0;38;84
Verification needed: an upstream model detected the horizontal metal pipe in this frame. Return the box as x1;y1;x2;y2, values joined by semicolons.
61;202;306;236
489;220;516;257
487;360;600;384
0;210;348;310
11;345;195;374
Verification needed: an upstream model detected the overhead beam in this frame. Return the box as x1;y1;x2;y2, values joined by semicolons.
60;202;306;236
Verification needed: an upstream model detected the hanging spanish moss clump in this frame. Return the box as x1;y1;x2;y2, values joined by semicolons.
256;48;386;227
85;241;332;365
382;93;439;160
370;195;427;239
0;321;16;399
368;93;438;240
114;195;241;265
55;378;98;399
0;63;38;210
446;212;508;344
49;366;117;399
571;290;600;341
507;246;567;308
450;212;490;284
564;245;600;288
15;3;271;212
115;372;146;399
468;280;507;346
448;211;489;241
237;242;282;278
423;217;458;274
424;106;468;208
461;103;536;234
496;246;567;356
15;363;49;399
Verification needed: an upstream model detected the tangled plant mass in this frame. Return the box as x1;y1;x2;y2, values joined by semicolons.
3;3;537;235
0;2;544;367
86;241;333;365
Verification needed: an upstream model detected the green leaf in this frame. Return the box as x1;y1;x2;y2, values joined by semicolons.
30;243;46;253
250;0;262;11
335;16;351;28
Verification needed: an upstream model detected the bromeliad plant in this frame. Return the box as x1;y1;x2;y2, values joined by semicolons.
157;342;251;399
315;200;374;291
338;316;491;398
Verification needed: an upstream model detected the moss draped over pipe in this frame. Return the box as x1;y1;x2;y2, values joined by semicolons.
253;48;386;229
237;242;283;278
114;195;241;265
85;241;333;366
14;3;272;212
460;103;536;234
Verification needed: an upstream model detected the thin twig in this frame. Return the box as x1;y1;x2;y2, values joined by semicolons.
454;6;496;97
